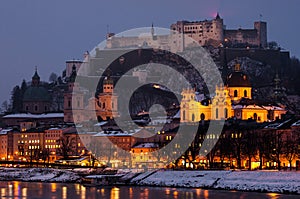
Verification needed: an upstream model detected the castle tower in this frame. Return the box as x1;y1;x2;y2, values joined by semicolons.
97;74;119;121
213;12;224;43
254;21;267;48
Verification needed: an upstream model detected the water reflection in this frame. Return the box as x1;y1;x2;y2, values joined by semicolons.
0;181;298;199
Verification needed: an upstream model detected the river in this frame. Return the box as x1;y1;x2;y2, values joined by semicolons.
0;181;298;199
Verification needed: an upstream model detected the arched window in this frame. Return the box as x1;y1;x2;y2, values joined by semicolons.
234;90;238;97
183;110;186;120
253;113;257;120
200;113;205;121
216;108;219;119
192;114;195;122
224;108;228;118
244;90;247;97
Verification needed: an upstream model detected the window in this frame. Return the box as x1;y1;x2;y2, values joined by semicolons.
68;100;71;108
234;90;238;97
224;108;228;118
34;105;38;111
192;114;195;122
103;102;105;109
183;111;186;120
253;113;258;120
244;90;247;97
200;113;205;120
216;108;219;119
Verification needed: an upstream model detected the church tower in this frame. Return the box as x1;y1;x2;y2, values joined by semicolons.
63;65;84;123
97;74;119;120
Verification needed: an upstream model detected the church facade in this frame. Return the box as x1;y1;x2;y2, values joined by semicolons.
180;64;286;122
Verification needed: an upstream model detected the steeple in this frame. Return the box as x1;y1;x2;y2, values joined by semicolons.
103;69;114;93
151;22;154;37
69;64;77;83
32;66;40;86
216;12;221;20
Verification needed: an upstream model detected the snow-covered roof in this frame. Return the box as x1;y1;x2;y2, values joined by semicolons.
94;121;108;126
3;113;64;119
0;128;12;135
291;120;300;127
264;119;291;129
195;93;205;102
262;105;285;111
133;143;159;148
93;130;134;137
173;110;180;119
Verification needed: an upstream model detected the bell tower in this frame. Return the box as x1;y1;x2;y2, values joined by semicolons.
97;73;119;120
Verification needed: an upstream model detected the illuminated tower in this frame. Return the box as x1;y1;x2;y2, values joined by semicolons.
97;74;119;120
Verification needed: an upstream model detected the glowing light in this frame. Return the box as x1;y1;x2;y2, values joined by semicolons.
165;189;170;195
81;185;86;199
62;186;67;199
22;188;27;198
110;187;119;199
1;188;6;198
196;188;201;197
267;193;280;199
51;183;57;193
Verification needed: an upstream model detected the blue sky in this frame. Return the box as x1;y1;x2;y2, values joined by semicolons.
0;0;299;105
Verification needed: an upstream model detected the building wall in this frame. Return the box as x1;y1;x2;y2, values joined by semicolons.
228;86;252;101
23;101;51;114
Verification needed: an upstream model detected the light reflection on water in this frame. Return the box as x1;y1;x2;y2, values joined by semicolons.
0;181;297;199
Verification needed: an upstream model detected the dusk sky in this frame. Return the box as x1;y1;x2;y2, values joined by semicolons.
0;0;299;105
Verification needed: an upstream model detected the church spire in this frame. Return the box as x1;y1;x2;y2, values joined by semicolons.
69;64;77;83
151;22;154;37
32;66;40;86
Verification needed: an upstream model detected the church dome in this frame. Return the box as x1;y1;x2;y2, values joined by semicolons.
23;68;51;102
23;86;51;102
226;63;251;87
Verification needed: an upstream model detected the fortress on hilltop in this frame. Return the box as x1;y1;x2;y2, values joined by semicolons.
106;13;267;52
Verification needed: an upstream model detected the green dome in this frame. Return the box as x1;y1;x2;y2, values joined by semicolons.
23;86;51;102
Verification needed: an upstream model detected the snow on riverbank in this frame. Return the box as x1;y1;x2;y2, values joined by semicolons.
216;170;300;194
0;168;81;183
132;170;300;194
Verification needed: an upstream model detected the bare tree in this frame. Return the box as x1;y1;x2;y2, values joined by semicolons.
56;135;76;159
